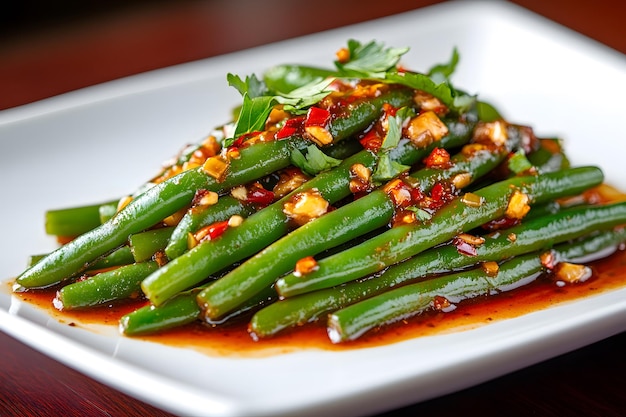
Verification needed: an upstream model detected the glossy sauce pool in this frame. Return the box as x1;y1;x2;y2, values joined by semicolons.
9;246;626;357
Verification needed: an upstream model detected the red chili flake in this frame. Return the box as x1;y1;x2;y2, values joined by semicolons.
431;183;445;201
382;103;398;117
481;217;521;231
453;236;478;256
246;186;275;207
305;106;331;128
275;116;305;139
423;148;451;169
206;220;230;240
228;136;246;149
192;189;210;206
540;250;557;270
359;129;383;151
433;295;451;311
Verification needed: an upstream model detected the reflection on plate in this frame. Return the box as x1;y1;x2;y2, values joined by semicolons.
2;1;626;416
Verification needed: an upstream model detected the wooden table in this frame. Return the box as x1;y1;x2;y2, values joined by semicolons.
2;1;625;415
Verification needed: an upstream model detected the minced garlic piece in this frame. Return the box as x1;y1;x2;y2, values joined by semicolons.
116;195;133;213
457;233;486;246
481;261;500;277
228;215;244;227
230;185;248;201
461;192;483;208
506;190;531;219
197;191;219;206
414;90;446;114
451;172;472;189
305;125;334;146
473;120;508;146
555;262;593;284
203;155;229;180
405;111;449;148
283;189;330;226
294;256;319;277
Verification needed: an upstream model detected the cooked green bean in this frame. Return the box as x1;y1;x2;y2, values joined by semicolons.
45;200;117;237
129;227;174;263
55;261;159;310
327;228;626;343
275;166;604;297
249;202;626;337
142;116;476;306
198;125;517;320
17;138;310;289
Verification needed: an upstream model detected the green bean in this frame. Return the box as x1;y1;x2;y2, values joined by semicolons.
98;201;118;224
16;137;309;289
45;200;117;237
165;196;255;260
55;261;159;310
249;202;626;337
26;245;135;271
141;116;476;306
129;227;174;262
528;138;570;173
164;138;364;261
275;166;604;297
87;246;135;270
120;290;201;336
327;228;626;343
198;190;395;320
120;285;277;336
328;88;413;140
198;126;516;320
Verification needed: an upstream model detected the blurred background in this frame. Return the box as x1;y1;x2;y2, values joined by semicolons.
1;0;624;110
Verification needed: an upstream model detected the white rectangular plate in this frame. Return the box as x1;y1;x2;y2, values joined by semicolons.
2;2;626;416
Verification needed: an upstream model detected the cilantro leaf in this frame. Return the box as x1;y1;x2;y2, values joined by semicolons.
386;72;474;114
508;149;533;174
372;153;410;182
476;100;503;122
291;145;342;176
427;48;460;81
381;107;415;151
335;39;409;78
232;94;275;138
407;206;432;222
275;78;335;114
227;73;334;140
227;73;268;98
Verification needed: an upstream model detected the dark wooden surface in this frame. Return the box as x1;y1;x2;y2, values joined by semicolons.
2;1;625;416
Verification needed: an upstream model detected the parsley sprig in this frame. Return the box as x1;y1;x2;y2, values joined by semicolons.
372;107;414;182
226;39;474;146
225;74;334;146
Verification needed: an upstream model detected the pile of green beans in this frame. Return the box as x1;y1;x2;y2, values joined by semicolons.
14;43;626;346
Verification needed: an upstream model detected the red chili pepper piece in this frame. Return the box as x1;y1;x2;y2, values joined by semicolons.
423;148;451;169
431;183;445;201
382;103;398;117
207;220;230;240
305;107;331;128
246;187;275;206
453;237;478;256
481;217;521;231
228;136;246;149
359;129;382;151
275;116;305;139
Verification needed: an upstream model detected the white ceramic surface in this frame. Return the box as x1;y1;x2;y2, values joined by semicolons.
2;1;626;416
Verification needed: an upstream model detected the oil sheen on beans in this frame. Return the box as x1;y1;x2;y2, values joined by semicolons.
10;246;626;358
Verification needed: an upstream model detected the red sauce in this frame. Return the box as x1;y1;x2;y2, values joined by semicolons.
9;247;626;358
